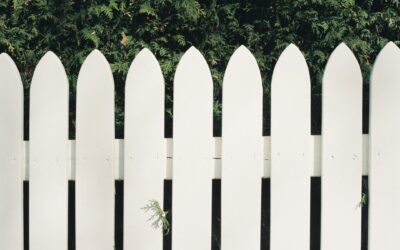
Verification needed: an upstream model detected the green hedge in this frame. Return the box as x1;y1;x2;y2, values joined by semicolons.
1;0;399;138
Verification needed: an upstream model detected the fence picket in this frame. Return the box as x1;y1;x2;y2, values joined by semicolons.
124;48;165;250
321;43;362;250
369;42;400;249
76;50;115;250
270;44;311;250
29;52;69;250
0;53;23;250
221;46;263;250
172;47;213;250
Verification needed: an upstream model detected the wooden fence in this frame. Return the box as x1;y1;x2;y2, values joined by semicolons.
1;42;399;249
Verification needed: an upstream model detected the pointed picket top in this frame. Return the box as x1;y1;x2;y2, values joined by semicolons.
369;41;400;249
270;44;311;249
221;45;263;250
174;46;211;93
173;45;213;143
0;53;23;95
124;48;165;249
76;49;115;250
223;45;262;99
370;42;400;86
320;43;362;249
78;49;113;92
31;51;68;97
0;53;23;250
272;44;309;91
323;43;362;96
172;46;213;250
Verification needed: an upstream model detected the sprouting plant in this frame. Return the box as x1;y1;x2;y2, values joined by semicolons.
357;192;368;208
142;199;170;235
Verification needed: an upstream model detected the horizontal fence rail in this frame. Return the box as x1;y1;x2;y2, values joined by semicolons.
19;135;370;181
1;42;400;249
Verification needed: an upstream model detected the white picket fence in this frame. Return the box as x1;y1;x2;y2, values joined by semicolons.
0;42;399;250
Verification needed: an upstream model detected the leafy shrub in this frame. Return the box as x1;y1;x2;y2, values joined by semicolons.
1;0;399;138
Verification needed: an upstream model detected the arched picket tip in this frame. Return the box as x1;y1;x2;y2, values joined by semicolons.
126;48;160;80
369;41;400;249
31;51;68;90
370;41;400;82
124;47;165;249
223;45;262;94
0;53;23;250
272;43;309;89
172;45;213;250
321;42;362;250
77;49;114;92
76;48;115;250
0;53;23;90
221;45;263;250
174;46;210;84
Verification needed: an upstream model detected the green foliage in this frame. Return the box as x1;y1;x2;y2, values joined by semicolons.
1;0;399;138
142;199;170;235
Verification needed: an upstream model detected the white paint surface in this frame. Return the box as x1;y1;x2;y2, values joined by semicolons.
29;52;69;250
270;44;311;250
76;50;115;250
221;46;263;250
321;43;362;250
369;42;400;250
0;53;23;250
124;49;165;250
172;47;213;250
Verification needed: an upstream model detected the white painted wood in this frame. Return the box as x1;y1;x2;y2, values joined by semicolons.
124;48;165;250
321;43;362;250
29;52;69;250
76;50;115;250
369;42;400;249
21;135;369;181
221;46;263;250
172;47;213;250
270;44;311;250
0;53;23;250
